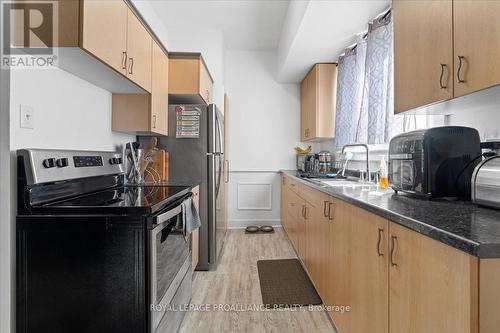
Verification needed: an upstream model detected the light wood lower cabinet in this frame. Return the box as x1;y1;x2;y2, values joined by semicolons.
280;174;500;333
389;223;478;333
327;201;389;333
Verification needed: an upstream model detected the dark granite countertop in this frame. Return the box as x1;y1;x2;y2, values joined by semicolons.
281;170;500;258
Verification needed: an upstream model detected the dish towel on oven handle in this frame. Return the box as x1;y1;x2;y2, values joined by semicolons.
181;195;201;240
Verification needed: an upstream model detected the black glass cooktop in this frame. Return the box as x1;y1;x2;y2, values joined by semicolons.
35;185;191;215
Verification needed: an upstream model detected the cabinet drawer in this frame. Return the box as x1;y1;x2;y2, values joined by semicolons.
286;178;300;195
299;183;320;206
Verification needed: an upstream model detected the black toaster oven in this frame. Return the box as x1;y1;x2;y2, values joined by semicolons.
388;126;481;198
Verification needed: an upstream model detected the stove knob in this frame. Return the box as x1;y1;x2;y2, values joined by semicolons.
42;158;55;168
116;157;123;164
109;157;119;165
56;158;68;168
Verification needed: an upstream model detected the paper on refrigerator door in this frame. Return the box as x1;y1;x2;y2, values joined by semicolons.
175;105;201;138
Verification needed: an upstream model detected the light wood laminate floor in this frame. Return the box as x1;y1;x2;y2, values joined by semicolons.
179;228;336;333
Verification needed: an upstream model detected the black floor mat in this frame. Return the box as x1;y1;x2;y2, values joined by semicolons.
257;258;322;308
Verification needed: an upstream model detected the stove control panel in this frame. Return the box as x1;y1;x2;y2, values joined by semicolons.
73;156;103;168
18;149;125;185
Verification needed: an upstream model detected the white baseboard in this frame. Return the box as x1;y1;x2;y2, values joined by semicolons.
227;219;281;229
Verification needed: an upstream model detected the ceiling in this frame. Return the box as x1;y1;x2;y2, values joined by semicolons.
277;0;390;82
148;0;290;50
146;0;391;82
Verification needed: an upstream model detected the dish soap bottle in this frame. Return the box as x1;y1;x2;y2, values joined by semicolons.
379;155;389;189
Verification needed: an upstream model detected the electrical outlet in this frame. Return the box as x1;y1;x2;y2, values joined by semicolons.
20;105;34;129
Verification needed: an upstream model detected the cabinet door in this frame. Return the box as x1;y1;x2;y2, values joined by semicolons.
151;41;168;135
349;206;389;333
199;63;213;104
454;1;500;97
286;189;301;251
326;199;352;331
393;0;453;113
297;201;307;263
306;191;331;299
280;176;288;230
300;66;317;141
126;9;152;92
389;223;478;333
81;0;128;75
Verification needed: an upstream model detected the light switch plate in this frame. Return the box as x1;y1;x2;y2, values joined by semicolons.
20;105;34;129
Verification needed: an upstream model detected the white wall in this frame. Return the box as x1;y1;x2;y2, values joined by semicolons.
10;68;135;151
444;85;500;140
224;50;302;228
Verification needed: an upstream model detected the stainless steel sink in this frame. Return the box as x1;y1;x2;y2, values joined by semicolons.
320;179;368;188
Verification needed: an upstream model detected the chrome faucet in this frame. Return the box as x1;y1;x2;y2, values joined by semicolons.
341;144;371;182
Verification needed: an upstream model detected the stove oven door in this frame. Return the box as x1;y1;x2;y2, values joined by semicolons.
149;201;192;332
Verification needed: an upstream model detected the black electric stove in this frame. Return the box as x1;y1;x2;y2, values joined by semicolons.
16;149;195;333
31;184;191;215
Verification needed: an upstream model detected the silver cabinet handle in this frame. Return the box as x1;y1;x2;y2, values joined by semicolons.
377;228;384;256
152;114;157;128
122;51;127;69
439;64;447;89
457;56;466;83
323;201;329;217
129;57;134;75
390;235;398;266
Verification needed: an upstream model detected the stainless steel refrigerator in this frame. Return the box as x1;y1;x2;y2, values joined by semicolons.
160;104;226;270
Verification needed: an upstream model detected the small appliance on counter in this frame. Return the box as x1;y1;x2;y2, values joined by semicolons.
472;155;500;209
388;126;481;198
296;151;337;178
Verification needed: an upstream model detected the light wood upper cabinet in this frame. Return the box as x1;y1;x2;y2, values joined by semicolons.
389;223;478;333
126;9;152;92
81;0;128;75
112;41;168;136
169;53;214;105
394;0;500;113
393;0;453;114
453;1;500;97
300;64;337;141
150;41;169;135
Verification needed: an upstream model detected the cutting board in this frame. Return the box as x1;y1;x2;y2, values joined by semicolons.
144;148;169;182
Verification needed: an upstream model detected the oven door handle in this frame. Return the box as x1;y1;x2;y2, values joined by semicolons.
156;205;182;226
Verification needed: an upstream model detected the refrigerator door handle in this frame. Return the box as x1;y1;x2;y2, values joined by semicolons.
216;112;223;154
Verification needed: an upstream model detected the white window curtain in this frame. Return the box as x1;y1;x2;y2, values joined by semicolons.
334;11;437;148
334;36;366;148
